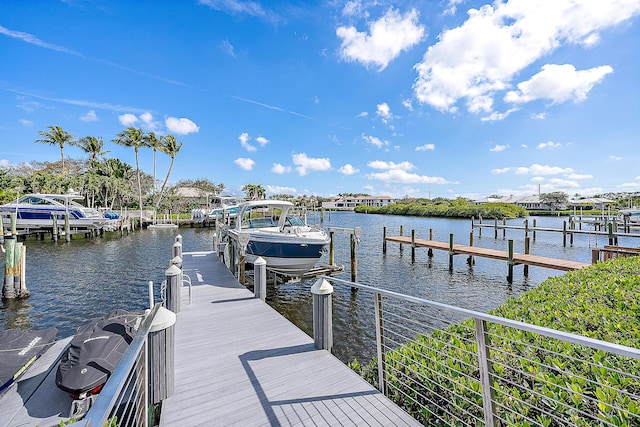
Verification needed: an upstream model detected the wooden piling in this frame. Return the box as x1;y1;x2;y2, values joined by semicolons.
411;229;415;263
448;233;454;271
311;279;333;351
494;218;498;239
64;212;71;242
382;226;387;254
399;225;403;253
502;219;506;239
467;231;475;265
563;221;567;247
524;237;530;277
350;233;357;283
533;218;537;240
507;239;514;283
329;231;335;265
428;229;433;258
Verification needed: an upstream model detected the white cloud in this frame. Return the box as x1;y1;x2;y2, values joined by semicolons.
292;153;331;176
367;169;452;184
19;119;33;127
362;134;389;148
377;102;392;122
402;98;413;111
80;110;98;122
531;112;546;120
221;39;235;57
413;1;640;113
271;163;291;174
234;157;255;170
342;0;362;17
166;116;199;135
255;136;269;147
118;113;138;126
609;155;623;161
368;160;415;171
546;178;580;188
492;164;574;175
415;144;435;152
266;185;297;195
505;64;613;104
339;164;359;175
357;111;368;118
481;108;518;122
490;144;510;152
537;141;561;149
337;8;426;71
239;132;255;152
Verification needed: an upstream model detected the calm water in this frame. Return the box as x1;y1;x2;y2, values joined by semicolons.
1;212;634;364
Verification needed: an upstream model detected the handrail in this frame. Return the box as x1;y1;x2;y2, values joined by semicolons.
321;275;640;360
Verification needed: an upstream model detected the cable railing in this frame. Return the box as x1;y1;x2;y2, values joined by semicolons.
321;276;640;426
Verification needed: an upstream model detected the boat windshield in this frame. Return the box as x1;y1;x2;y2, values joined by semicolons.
18;196;56;205
285;216;305;226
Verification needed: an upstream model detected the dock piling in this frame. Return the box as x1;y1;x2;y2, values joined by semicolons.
449;234;454;271
411;229;416;263
254;257;267;301
507;240;514;283
164;265;181;313
311;278;333;351
382;226;387;254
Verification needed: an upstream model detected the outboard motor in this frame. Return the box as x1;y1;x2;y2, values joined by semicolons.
56;309;142;418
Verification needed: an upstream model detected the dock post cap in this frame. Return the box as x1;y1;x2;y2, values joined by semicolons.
170;255;182;265
166;264;181;275
175;234;182;242
150;306;176;332
254;256;267;266
173;241;182;248
354;226;362;238
311;278;333;295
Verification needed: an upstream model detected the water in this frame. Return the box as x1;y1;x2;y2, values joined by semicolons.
1;213;633;365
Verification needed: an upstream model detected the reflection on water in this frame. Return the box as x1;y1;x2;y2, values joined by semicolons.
1;212;626;365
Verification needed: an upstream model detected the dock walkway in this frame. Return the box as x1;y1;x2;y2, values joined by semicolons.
160;251;418;426
385;236;590;271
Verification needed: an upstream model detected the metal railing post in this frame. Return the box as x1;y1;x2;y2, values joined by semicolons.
373;291;386;394
474;318;497;427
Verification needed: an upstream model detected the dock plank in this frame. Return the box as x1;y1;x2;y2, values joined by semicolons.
160;251;419;426
385;236;590;271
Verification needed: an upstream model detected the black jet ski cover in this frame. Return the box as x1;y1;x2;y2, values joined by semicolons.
0;328;58;395
55;309;142;396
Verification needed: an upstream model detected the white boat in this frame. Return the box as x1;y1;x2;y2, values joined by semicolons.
226;200;330;276
208;196;243;220
0;193;109;231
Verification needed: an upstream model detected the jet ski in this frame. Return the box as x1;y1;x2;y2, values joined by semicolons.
0;327;58;396
55;309;143;418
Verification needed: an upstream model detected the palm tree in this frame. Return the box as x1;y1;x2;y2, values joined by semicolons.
242;183;266;200
112;127;146;226
76;136;109;161
36;125;75;174
155;135;182;209
144;131;162;196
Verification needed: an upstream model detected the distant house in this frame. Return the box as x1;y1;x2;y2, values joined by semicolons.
567;197;613;211
322;196;395;210
475;195;550;210
174;187;216;207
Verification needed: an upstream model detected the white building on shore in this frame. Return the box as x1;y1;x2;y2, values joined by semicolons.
322;196;395;210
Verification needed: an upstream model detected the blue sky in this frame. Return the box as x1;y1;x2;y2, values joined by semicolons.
1;0;639;200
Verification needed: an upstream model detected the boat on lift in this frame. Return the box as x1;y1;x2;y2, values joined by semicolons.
225;200;330;276
0;192;109;231
208;195;244;221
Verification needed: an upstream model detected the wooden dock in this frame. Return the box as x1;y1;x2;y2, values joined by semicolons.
385;235;590;272
159;251;419;426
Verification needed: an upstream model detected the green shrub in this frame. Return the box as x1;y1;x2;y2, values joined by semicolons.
356;256;640;425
